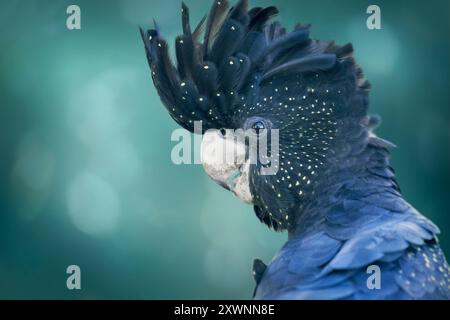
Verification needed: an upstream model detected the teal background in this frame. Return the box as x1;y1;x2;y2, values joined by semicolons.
0;0;449;299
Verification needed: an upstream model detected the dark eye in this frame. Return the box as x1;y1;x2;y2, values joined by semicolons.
252;121;266;134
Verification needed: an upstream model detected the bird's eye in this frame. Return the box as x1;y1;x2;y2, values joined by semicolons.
252;121;266;134
219;128;227;136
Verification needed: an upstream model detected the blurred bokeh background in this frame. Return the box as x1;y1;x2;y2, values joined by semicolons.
0;0;449;299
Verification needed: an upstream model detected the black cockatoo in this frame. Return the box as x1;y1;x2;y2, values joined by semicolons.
140;0;450;299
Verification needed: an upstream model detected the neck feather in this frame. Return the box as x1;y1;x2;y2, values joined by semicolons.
288;135;400;239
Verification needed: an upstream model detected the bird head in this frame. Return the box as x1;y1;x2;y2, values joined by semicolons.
141;0;373;231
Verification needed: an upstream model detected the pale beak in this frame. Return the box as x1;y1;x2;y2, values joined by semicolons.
200;129;254;204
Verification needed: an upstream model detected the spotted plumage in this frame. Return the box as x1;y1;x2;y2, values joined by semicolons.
141;0;450;299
